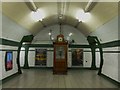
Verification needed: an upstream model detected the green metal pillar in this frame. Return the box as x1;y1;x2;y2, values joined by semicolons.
91;47;96;69
23;45;29;69
87;36;97;70
87;36;104;74
16;35;34;74
17;43;22;74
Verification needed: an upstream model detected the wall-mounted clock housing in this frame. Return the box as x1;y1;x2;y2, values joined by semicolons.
57;34;64;42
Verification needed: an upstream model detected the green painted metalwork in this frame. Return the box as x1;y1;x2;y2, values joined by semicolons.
87;36;104;75
17;35;34;73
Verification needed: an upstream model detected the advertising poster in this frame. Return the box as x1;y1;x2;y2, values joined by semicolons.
5;51;13;71
35;49;47;66
72;49;83;66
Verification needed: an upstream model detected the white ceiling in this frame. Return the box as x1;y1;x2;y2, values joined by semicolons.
2;1;118;36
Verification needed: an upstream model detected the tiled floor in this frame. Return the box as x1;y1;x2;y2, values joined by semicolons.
2;69;119;88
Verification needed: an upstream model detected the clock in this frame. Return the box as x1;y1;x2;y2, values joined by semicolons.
57;34;64;42
58;37;63;42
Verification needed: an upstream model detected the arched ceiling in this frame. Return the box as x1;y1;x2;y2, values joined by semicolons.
2;1;118;36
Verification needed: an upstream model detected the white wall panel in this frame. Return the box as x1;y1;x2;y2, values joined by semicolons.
0;45;18;80
68;52;72;67
0;51;2;80
28;49;35;67
90;16;118;43
0;12;2;38
0;45;18;50
20;47;25;67
102;47;119;82
83;52;92;67
96;52;100;68
20;51;25;67
96;49;100;68
0;10;2;80
47;51;53;67
2;14;31;42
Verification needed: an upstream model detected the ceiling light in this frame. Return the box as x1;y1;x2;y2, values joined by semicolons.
22;42;26;45
31;9;45;22
51;37;54;40
48;32;51;36
76;9;91;22
69;33;73;36
59;14;63;19
67;37;70;40
21;47;25;50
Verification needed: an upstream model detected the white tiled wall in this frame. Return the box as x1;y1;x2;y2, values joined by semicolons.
0;45;18;80
2;13;31;42
102;47;119;82
0;13;31;80
90;16;119;82
20;48;100;68
90;16;118;43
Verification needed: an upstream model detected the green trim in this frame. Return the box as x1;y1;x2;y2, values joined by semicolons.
100;73;120;87
21;66;99;70
25;44;53;48
0;49;18;51
2;72;19;84
103;51;120;53
22;35;34;42
101;40;120;48
69;44;90;48
0;38;19;46
24;44;90;48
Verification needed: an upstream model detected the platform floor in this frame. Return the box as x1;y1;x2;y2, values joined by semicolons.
2;69;119;88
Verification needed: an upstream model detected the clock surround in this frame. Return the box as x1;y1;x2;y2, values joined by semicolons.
53;34;68;74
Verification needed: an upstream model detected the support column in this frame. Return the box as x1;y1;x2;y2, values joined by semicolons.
98;45;104;75
17;43;22;74
87;36;104;74
16;35;34;74
87;36;97;70
91;47;96;69
23;45;29;69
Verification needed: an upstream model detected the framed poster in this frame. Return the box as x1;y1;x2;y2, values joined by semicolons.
5;51;13;71
35;49;47;66
72;49;83;66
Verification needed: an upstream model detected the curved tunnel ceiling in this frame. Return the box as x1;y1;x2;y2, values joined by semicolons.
2;2;118;36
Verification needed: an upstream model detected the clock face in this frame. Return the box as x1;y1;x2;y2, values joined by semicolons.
58;37;63;42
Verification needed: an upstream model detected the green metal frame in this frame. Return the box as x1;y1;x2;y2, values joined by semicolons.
87;36;104;75
16;35;34;73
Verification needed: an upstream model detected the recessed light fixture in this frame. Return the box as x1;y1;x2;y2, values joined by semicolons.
21;47;25;50
76;9;91;22
51;37;54;40
48;32;51;36
22;42;26;45
69;33;73;36
31;9;45;22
